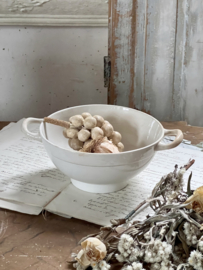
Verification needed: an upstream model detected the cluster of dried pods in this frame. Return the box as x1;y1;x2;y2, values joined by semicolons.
69;159;203;270
44;113;124;153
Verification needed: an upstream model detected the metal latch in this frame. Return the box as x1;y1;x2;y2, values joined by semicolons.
104;56;111;88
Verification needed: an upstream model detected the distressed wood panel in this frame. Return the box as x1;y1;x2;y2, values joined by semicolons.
172;0;188;121
173;0;203;125
109;0;177;121
182;1;203;126
109;0;203;126
132;0;147;111
108;0;135;106
143;0;177;120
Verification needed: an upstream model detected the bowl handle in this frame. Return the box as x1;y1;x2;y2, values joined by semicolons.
155;129;183;151
22;117;43;142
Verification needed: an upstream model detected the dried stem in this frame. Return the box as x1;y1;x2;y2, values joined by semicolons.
125;200;147;220
184;159;195;171
115;159;196;226
44;117;70;129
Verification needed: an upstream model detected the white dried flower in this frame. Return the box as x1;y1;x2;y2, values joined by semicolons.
197;236;203;253
150;263;161;270
183;222;201;246
167;191;179;203
92;260;111;270
165;168;185;202
160;260;175;270
144;231;151;242
131;262;145;270
188;250;203;270
144;240;172;264
117;234;142;263
76;237;107;267
73;262;87;270
129;247;143;262
122;266;133;270
122;262;145;270
115;253;125;262
177;264;193;270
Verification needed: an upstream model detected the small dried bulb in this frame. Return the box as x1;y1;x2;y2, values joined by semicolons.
78;129;91;142
91;127;104;140
69;138;83;150
82;112;92;119
117;142;124;152
69;115;84;128
101;123;114;137
109;131;122;145
65;128;78;139
84;116;97;129
93;115;104;128
63;128;68;138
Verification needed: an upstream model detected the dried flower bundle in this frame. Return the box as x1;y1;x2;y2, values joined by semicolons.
68;159;203;270
44;114;124;153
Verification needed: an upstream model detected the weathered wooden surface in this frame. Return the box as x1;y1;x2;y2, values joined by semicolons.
0;121;203;270
0;210;99;270
109;0;203;126
162;121;203;145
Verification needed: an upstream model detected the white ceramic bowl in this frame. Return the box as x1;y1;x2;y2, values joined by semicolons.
22;105;183;193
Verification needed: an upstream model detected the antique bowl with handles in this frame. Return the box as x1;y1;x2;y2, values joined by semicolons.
22;104;183;193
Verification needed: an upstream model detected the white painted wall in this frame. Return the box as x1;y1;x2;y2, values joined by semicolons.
0;26;108;121
0;0;108;15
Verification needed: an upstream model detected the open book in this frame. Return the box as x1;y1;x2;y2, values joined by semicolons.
0;120;203;226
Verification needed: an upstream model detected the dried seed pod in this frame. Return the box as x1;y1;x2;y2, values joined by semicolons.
101;123;114;137
69;115;84;128
80;139;94;152
109;131;122;145
66;128;78;139
93;115;104;128
91;127;104;140
82;112;92;119
84;116;97;129
78;129;91;142
80;137;119;153
84;139;93;148
69;138;83;150
117;142;124;152
94;139;119;153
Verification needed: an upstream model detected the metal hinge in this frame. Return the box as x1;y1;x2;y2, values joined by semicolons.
104;56;111;88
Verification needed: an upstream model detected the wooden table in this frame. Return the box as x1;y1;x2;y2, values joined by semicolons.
0;121;203;270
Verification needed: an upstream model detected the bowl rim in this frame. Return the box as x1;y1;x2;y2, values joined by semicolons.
40;104;164;155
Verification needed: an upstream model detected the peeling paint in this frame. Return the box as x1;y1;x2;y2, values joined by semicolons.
9;0;50;13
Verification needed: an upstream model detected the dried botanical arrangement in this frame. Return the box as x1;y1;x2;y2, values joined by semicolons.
68;159;203;270
44;113;124;153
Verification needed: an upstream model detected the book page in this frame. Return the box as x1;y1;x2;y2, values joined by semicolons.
46;146;203;226
0;120;71;215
